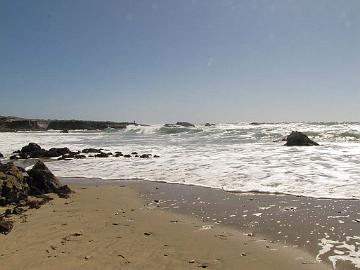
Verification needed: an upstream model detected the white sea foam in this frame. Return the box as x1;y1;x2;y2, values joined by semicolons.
0;122;359;199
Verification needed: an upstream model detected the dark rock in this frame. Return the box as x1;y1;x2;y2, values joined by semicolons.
175;122;195;127
140;154;151;158
82;148;102;154
284;131;319;146
115;152;123;157
27;161;62;195
154;155;160;158
94;152;110;158
74;154;86;159
131;152;138;155
9;155;18;160
61;129;69;133
204;123;214;127
124;154;131;158
0;152;3;158
46;147;73;158
20;143;47;158
0;163;29;205
0;219;13;235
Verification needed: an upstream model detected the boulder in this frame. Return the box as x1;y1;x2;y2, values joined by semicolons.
140;154;151;158
0;219;13;235
46;147;73;158
94;152;110;158
176;122;195;127
284;131;319;146
27;161;62;194
46;147;73;157
0;163;29;205
20;143;46;158
0;152;3;158
114;152;123;157
204;123;214;127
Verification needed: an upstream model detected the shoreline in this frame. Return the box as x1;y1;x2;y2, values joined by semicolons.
62;176;360;201
0;180;332;270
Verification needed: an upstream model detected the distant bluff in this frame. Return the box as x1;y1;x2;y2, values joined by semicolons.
0;116;136;131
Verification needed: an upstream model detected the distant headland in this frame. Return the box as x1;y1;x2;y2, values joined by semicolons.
0;115;137;132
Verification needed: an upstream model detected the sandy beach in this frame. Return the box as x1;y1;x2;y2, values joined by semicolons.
0;182;331;270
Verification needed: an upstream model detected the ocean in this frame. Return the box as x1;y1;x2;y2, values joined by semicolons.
0;122;359;199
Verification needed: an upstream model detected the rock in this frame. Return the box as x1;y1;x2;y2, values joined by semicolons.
27;161;62;195
114;152;123;157
176;122;195;127
74;154;86;159
61;129;69;133
94;152;110;158
0;152;3;158
46;147;73;158
140;154;151;158
204;123;214;127
154;155;160;158
9;155;19;160
131;152;138;155
0;219;13;235
284;131;319;146
82;148;102;154
20;143;46;158
123;154;131;158
0;163;29;205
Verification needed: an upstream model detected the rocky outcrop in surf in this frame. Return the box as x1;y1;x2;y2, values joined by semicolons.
176;122;195;127
284;131;319;146
5;143;161;161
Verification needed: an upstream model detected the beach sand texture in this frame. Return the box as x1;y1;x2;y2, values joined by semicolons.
0;184;330;270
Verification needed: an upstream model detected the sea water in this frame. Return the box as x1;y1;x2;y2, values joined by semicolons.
0;122;359;199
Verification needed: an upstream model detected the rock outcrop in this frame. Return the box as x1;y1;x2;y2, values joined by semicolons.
284;131;319;146
27;161;62;195
0;115;136;131
176;122;195;127
0;163;29;205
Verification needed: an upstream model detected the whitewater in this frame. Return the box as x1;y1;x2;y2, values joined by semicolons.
0;122;360;199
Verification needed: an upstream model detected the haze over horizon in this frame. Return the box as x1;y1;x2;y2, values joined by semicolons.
1;0;359;123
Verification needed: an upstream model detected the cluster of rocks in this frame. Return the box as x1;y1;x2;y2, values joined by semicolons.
6;143;160;161
82;149;160;159
9;143;85;160
0;160;72;234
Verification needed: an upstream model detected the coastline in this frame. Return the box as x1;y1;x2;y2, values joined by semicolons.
0;179;333;270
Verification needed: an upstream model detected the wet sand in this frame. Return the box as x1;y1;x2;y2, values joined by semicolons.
0;180;331;270
130;180;360;270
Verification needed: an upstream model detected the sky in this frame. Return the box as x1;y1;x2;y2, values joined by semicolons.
0;0;359;123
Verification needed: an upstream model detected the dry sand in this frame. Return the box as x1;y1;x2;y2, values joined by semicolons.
0;183;330;270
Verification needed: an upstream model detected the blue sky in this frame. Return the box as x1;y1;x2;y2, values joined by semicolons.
0;0;359;123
